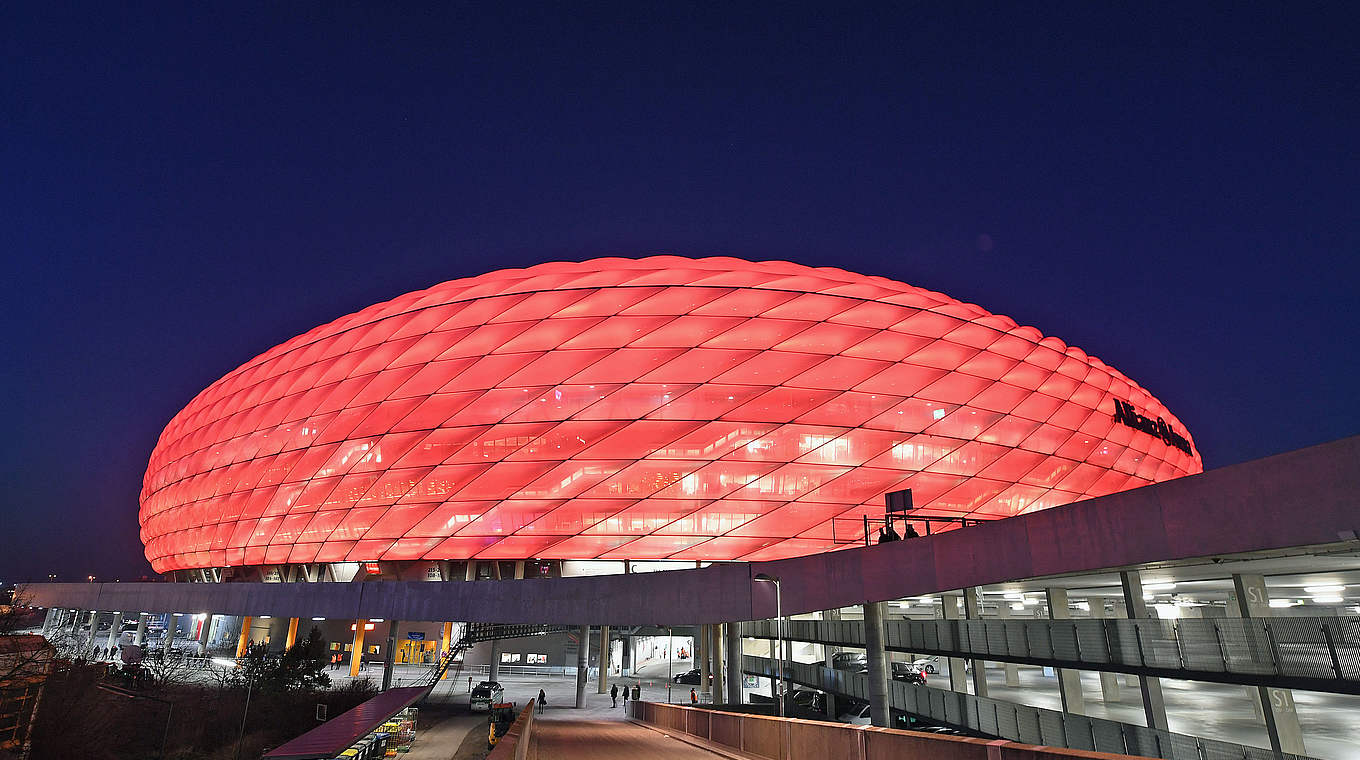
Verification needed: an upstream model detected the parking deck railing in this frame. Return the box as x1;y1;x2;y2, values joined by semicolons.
744;616;1360;693
741;655;1314;760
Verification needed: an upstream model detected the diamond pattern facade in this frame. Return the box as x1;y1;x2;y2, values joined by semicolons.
140;256;1201;573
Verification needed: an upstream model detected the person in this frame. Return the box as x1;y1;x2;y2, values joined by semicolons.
622;684;629;707
469;676;474;692
690;688;698;705
610;683;619;707
904;523;920;538
631;684;640;702
538;688;547;714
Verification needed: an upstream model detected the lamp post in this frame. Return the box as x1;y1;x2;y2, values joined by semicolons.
666;625;674;703
753;573;784;717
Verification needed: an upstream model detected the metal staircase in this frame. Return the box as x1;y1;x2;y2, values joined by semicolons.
422;622;573;693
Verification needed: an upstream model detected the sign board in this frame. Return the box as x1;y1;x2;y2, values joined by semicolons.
407;632;426;641
885;489;913;514
315;704;327;722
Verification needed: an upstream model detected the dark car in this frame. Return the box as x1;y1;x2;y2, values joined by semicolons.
891;661;926;685
672;668;701;684
470;680;505;711
788;689;826;713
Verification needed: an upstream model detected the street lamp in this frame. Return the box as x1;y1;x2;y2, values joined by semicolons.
753;573;784;717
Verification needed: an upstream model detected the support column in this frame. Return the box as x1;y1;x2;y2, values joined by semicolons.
40;608;57;637
439;622;453;679
863;601;890;728
698;624;711;693
822;609;840;718
941;595;968;693
996;602;1020;686
725;622;742;705
488;638;502;682
382;620;399;691
164;614;177;656
196;614;214;657
963;588;989;697
710;622;725;702
133;613;149;647
597;625;610;693
1045;588;1086;715
285;617;300;650
1232;573;1307;756
105;612;125;657
575;624;590;708
349;620;367;677
236;616;253;658
1120;571;1170;731
85;611;99;658
1088;599;1121;702
69;609;81;636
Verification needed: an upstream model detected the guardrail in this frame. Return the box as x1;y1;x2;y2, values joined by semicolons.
741;655;1314;760
744;616;1360;694
630;700;1160;760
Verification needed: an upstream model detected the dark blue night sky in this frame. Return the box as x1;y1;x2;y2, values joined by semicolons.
2;3;1356;581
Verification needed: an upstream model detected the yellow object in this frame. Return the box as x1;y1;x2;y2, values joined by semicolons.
349;621;366;677
236;616;252;658
285;617;300;649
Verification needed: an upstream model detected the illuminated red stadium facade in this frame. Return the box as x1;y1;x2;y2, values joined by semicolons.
140;256;1201;575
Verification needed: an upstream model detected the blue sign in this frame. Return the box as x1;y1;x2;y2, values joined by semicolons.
407;632;426;641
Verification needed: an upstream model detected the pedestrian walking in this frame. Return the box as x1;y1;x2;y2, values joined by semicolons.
690;688;698;705
538;688;547;714
611;683;619;707
468;676;474;692
622;684;629;708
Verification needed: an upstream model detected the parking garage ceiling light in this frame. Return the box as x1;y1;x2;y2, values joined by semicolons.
1303;585;1344;594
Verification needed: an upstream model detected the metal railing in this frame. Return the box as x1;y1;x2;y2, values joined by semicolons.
744;616;1360;693
741;655;1314;760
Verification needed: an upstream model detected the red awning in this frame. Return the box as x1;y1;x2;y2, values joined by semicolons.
263;685;427;760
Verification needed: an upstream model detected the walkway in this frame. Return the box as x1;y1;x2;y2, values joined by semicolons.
533;717;741;760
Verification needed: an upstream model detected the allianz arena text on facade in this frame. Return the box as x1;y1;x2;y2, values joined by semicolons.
139;256;1201;574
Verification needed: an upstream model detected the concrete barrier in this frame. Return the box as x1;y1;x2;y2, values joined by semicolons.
627;702;1155;760
487;699;536;760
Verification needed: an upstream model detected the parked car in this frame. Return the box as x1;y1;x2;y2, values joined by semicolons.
891;662;926;684
470;681;504;711
912;656;938;674
837;700;872;725
831;652;867;672
672;668;701;684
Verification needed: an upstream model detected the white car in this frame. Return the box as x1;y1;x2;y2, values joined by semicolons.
912;657;938;674
837;702;872;725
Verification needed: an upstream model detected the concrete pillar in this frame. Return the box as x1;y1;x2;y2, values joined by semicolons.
69;609;81;636
996;602;1020;686
106;612;125;656
40;608;57;637
513;561;525;579
575;624;590;708
133;613;149;647
710;622;725;701
1088;599;1121;702
285;617;300;650
1120;571;1170;731
236;616;253;658
769;630;779;703
440;622;454;679
464;561;476;581
697;624;711;692
1232;573;1307;756
822;609;840;718
725;622;742;705
941;594;968;693
488;638;502;682
164;614;177;656
1045;588;1085;715
863;601;891;728
349;620;367;677
196;613;214;657
963;588;988;697
597;625;610;693
382;620;399;691
85;611;100;658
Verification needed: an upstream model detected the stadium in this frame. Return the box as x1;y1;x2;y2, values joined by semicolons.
139;256;1201;578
